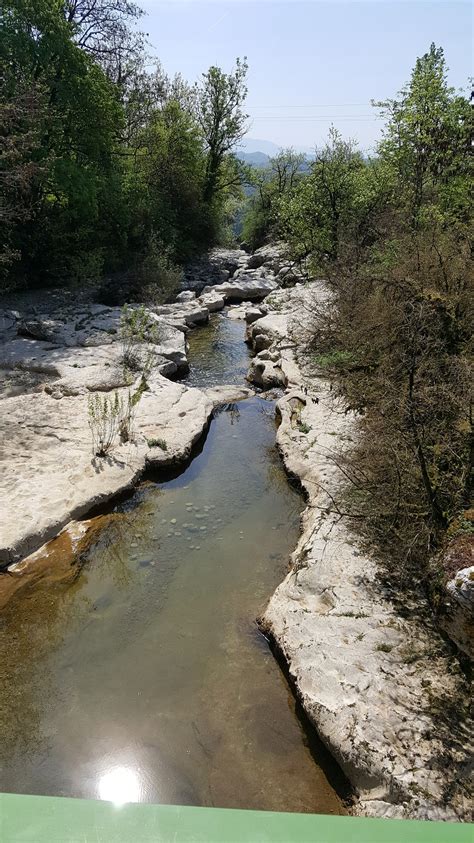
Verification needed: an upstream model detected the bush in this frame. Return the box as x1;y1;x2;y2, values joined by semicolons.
132;237;183;304
87;391;133;456
147;437;167;450
119;304;160;374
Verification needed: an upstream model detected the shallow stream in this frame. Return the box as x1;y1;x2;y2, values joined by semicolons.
0;313;345;813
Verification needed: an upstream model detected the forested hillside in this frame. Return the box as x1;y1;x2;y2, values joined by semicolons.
243;45;473;590
1;0;248;293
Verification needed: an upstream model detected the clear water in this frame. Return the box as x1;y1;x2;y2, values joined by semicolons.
0;314;345;814
182;312;251;388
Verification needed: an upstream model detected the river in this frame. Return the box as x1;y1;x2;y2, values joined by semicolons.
0;311;345;814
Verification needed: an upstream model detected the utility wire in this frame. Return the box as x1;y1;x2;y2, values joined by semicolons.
250;115;383;120
247;103;371;108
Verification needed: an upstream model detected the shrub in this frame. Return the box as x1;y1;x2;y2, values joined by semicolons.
88;392;126;456
147;437;167;450
132;237;183;304
297;420;312;434
119;304;159;374
87;389;139;456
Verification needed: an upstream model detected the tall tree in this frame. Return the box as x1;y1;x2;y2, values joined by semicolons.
194;58;248;202
64;0;146;82
243;148;305;249
374;43;472;223
1;0;122;286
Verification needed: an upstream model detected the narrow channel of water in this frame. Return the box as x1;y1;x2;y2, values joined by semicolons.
0;313;345;814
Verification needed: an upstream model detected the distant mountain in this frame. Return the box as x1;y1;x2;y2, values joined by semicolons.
237;137;282;156
238;151;271;167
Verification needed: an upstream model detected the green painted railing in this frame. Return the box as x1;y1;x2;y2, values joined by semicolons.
0;794;472;842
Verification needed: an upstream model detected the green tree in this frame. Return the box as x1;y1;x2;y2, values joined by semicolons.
243;148;305;249
1;0;123;287
279;128;365;265
194;58;248;203
374;43;472;224
128;99;211;261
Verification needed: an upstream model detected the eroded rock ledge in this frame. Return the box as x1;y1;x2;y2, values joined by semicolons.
246;284;472;822
0;244;287;567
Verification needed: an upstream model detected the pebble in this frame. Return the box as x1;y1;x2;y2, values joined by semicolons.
130;542;138;548
200;526;207;532
174;531;182;536
170;518;177;524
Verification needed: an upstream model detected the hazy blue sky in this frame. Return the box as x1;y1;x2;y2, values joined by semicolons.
140;1;472;152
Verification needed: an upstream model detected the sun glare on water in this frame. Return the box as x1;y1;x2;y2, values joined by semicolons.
98;766;141;805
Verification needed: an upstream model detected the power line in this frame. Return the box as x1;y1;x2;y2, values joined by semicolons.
250;115;383;121
247;103;371;108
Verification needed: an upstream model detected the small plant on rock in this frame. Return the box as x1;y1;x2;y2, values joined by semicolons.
147;437;168;450
88;375;150;456
88;391;124;456
297;420;312;434
120;304;159;375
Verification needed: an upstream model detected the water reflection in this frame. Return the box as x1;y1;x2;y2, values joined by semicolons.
183;313;251;388
98;766;141;805
0;317;345;815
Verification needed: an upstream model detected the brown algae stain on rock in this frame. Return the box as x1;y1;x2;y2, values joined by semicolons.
0;515;115;610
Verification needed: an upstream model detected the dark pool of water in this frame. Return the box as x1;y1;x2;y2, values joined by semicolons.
0;314;344;814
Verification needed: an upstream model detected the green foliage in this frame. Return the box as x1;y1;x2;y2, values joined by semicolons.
194;58;248;204
119;304;159;374
1;1;249;291
278;128;368;266
281;44;472;585
242;148;306;249
87;391;131;456
147;437;167;450
297;420;312;435
1;0;123;288
313;351;357;371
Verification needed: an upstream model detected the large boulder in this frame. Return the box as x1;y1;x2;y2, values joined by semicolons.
176;290;196;303
0;376;214;566
246;312;289;350
201;273;278;303
247;354;287;389
198;292;225;313
208;247;248;275
246;243;286;273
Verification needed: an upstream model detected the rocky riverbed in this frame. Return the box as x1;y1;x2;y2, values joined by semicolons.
1;247;471;821
0;244;290;566
243;284;473;822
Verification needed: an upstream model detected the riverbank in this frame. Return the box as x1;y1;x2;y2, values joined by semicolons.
0;290;347;815
0;245;290;567
1;251;471;821
244;284;472;821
